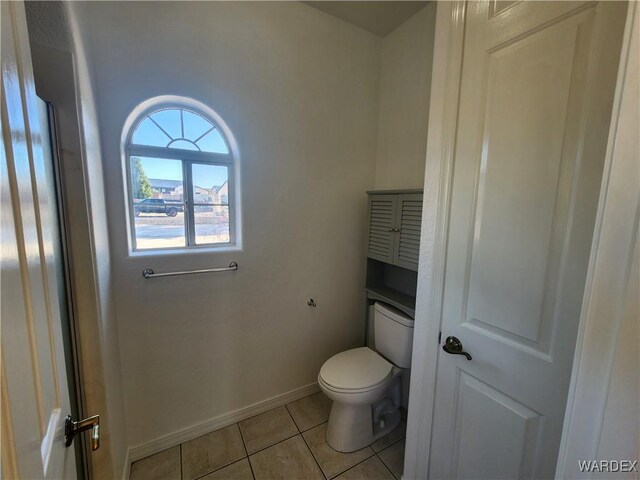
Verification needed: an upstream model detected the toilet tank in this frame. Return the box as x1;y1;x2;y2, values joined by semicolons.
374;302;414;368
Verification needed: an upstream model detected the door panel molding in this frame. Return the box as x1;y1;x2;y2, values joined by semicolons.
461;9;596;357
450;371;543;479
488;1;520;20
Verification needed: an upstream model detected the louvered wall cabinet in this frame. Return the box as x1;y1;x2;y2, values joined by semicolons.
367;190;423;271
363;190;422;328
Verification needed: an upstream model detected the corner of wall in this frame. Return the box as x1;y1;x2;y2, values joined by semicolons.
373;3;437;191
62;2;128;478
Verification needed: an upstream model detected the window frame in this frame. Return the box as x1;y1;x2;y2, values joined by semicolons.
124;104;238;253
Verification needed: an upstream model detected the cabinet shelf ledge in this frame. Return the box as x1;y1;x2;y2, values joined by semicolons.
366;286;416;318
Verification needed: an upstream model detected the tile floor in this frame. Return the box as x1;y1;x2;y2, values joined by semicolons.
130;392;406;480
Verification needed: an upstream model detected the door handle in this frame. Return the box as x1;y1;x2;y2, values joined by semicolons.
442;336;472;361
65;414;100;451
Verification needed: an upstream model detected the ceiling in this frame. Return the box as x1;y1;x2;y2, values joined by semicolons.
304;1;429;37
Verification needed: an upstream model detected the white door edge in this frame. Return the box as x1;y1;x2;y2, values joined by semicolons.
404;2;466;479
555;3;639;477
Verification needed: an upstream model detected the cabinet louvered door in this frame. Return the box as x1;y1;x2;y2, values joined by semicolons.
394;194;423;271
367;194;398;263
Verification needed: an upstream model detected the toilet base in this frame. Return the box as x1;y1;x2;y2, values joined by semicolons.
325;401;402;453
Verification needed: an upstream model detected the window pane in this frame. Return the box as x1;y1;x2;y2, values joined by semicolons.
150;109;181;139
191;163;230;245
131;117;170;147
194;205;230;245
192;164;229;205
196;128;229;153
183;110;213;140
168;139;199;151
131;156;186;249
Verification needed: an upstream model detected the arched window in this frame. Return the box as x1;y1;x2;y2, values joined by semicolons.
125;102;238;251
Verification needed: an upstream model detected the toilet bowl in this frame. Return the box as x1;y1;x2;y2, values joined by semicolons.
318;303;414;452
319;347;403;452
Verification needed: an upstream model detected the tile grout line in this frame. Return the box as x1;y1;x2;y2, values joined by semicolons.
311;424;381;480
372;431;407;455
245;455;257;480
237;421;250;458
240;403;298;431
235;421;256;480
246;431;300;457
192;458;253;480
189;424;248;480
296;421;381;480
377;436;405;455
349;449;380;479
284;403;302;433
180;444;183;480
239;404;301;457
285;401;331;434
376;453;398;480
377;438;405;480
299;430;329;480
192;457;248;480
338;454;394;480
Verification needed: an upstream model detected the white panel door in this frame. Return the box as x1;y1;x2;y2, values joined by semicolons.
429;2;627;479
1;2;77;478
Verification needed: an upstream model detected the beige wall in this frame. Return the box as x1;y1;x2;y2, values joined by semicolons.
72;1;382;451
375;3;436;190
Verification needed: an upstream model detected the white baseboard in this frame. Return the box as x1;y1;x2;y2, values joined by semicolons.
122;382;320;479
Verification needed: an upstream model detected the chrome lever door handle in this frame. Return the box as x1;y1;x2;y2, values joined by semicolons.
442;336;472;361
65;414;100;450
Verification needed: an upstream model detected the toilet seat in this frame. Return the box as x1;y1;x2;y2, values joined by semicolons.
319;347;392;393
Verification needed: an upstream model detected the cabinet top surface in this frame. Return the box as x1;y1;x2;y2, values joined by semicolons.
366;189;423;195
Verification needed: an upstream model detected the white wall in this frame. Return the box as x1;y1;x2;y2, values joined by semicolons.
597;234;639;470
72;1;382;451
375;3;436;190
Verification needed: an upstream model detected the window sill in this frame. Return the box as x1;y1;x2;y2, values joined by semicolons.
127;244;243;258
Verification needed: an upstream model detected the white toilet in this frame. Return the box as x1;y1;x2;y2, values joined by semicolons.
318;302;414;452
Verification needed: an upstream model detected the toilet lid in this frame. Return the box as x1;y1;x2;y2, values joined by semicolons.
320;347;392;391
